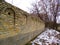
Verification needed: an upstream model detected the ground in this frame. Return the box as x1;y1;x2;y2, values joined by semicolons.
31;28;60;45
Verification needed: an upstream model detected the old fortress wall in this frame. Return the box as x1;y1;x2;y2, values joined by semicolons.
0;1;45;45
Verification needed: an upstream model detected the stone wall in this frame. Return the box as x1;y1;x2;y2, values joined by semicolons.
57;24;60;31
0;1;45;45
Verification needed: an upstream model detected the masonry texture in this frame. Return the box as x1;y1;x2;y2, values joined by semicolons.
0;0;45;45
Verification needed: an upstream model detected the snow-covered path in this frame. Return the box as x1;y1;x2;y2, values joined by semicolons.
31;29;60;45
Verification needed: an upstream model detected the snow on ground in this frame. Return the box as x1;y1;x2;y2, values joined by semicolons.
31;29;60;45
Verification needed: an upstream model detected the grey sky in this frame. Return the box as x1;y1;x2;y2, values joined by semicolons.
5;0;35;13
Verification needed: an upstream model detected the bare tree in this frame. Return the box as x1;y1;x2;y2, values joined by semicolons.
30;1;41;18
30;0;60;29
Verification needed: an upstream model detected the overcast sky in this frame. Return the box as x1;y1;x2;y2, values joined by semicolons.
5;0;35;13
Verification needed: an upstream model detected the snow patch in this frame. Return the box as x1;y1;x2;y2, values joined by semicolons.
31;29;60;45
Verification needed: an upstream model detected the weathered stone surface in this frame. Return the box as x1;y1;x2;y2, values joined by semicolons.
0;1;45;45
0;0;4;3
